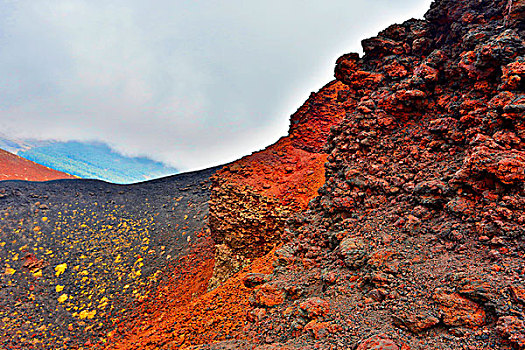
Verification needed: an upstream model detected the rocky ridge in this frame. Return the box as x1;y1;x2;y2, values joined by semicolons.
235;0;525;349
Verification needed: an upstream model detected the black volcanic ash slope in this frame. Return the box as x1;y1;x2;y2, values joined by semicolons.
0;166;219;350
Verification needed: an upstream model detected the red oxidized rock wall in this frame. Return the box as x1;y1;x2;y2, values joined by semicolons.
243;0;525;349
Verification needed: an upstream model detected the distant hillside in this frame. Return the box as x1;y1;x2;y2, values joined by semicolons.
0;148;76;181
16;141;178;184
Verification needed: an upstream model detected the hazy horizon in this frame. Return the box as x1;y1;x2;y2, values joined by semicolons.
0;0;432;171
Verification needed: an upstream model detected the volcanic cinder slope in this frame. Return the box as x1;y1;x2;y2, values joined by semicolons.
2;0;525;349
0;167;218;349
0;149;76;181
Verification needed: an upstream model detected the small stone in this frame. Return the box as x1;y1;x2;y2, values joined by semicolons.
457;277;497;302
356;333;399;350
247;308;267;322
392;310;439;333
253;283;285;308
433;289;485;327
339;236;369;269
304;320;331;339
496;316;525;349
510;284;525;305
299;297;330;319
242;273;267;288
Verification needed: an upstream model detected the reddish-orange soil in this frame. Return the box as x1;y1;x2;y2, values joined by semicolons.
107;64;350;350
0;148;76;181
106;242;276;349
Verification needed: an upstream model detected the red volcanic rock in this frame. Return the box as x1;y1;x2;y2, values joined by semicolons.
0;148;76;181
496;316;525;349
339;236;369;269
457;277;498;303
298;297;330;319
433;290;485;327
510;283;525;304
356;334;400;350
452;140;525;185
303;320;332;340
500;57;525;90
243;273;268;288
252;283;285;308
289;81;351;152
242;1;525;348
21;253;49;273
392;310;439;334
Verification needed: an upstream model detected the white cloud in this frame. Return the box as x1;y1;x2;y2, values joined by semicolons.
0;0;432;171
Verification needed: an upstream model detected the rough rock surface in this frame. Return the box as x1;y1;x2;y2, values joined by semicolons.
240;0;525;349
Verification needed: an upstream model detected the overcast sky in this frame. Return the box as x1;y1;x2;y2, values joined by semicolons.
0;0;432;171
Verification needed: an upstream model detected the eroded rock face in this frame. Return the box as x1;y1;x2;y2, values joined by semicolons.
208;82;351;287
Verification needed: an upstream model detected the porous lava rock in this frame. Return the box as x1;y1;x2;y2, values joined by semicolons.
242;0;525;349
356;334;400;350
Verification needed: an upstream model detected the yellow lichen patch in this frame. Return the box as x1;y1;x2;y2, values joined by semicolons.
33;270;42;278
98;297;109;309
56;285;64;293
42;217;48;222
77;309;96;319
58;294;68;303
5;267;15;275
55;263;67;277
